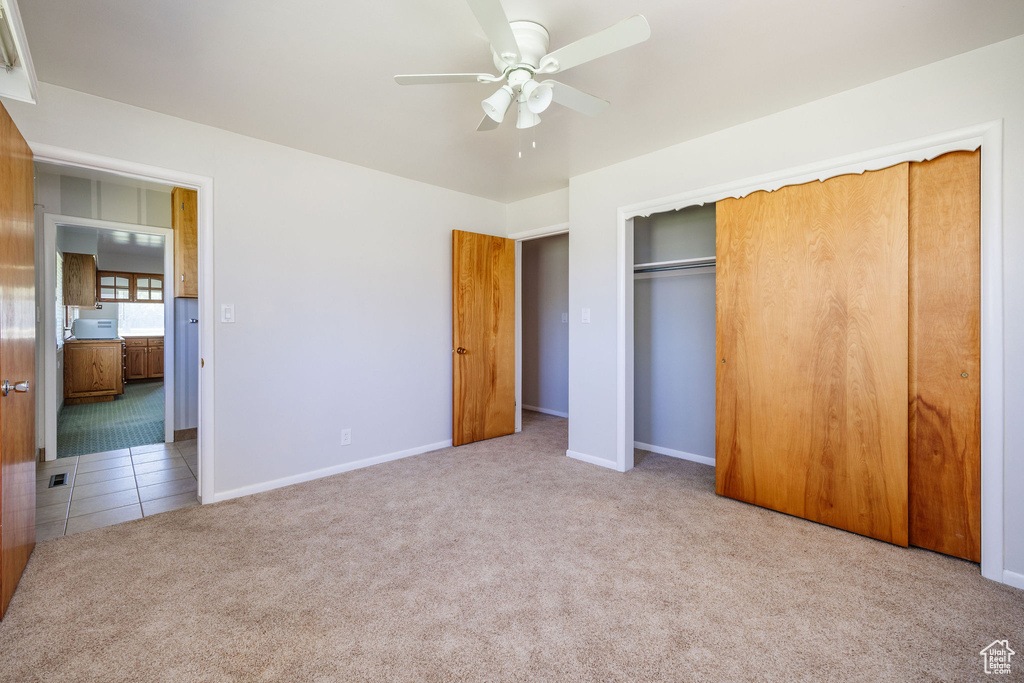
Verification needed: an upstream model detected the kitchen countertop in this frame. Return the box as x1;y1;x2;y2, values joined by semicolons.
64;336;125;343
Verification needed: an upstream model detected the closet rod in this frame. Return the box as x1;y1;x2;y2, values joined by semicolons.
633;256;716;274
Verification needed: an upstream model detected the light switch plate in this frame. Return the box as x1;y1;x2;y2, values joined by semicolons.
561;313;568;323
221;304;235;323
581;308;591;324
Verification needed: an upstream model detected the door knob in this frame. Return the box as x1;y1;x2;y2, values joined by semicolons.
1;380;29;396
456;347;467;355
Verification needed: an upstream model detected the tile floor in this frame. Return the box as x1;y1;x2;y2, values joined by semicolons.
35;440;199;541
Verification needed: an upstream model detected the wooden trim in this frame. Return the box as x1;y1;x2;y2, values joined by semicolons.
174;428;198;441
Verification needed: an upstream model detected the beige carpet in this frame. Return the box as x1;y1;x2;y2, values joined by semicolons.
0;412;1020;681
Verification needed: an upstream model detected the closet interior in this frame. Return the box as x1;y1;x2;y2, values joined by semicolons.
633;204;716;465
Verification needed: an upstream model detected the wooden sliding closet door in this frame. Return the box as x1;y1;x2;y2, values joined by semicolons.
908;150;981;562
716;165;910;545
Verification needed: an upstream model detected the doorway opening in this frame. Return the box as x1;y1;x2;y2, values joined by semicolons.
33;161;203;539
632;204;716;470
515;227;569;445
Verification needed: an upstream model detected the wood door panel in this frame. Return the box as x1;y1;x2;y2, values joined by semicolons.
63;253;97;307
173;187;198;298
716;164;910;545
64;343;123;396
148;344;164;378
126;346;148;380
452;230;515;446
0;99;35;619
908;150;981;561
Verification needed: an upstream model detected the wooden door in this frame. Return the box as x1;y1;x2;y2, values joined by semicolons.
716;164;910;545
908;150;981;561
148;343;164;378
126;346;147;380
173;187;198;298
452;230;515;446
0;99;35;619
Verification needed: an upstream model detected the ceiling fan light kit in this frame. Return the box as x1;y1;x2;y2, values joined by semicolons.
482;84;515;122
516;99;541;129
394;0;650;133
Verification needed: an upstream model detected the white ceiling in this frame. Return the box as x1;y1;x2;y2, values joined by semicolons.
59;224;165;262
20;1;1024;202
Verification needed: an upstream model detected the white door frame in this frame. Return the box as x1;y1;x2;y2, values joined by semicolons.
31;143;216;504
614;121;1005;584
510;222;569;432
43;215;174;458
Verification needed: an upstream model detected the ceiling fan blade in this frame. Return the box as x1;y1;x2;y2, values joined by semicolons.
465;0;521;64
395;73;501;85
477;114;501;131
547;81;610;117
538;15;650;74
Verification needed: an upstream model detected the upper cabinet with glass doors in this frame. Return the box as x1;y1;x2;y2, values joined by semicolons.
96;271;164;303
135;275;163;302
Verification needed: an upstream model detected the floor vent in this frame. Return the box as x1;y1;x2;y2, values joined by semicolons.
48;473;68;488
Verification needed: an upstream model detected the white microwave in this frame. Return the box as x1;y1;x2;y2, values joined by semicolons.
71;318;119;339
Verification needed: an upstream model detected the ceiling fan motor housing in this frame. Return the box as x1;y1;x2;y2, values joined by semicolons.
493;20;550;72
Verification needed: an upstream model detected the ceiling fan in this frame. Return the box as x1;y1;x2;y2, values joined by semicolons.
394;0;651;131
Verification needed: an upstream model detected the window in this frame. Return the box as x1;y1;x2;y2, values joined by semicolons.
117;302;165;336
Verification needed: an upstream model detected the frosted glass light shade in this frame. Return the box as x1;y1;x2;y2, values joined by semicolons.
522;79;553;114
482;85;515;123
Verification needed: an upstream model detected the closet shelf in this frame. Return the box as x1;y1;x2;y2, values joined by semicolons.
633;256;716;274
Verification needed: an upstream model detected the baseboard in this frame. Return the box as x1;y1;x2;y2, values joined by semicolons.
212;439;453;503
633;441;715;467
522;405;569;419
566;449;620;471
174;428;197;441
1003;569;1024;590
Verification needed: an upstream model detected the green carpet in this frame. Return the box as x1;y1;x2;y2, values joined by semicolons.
57;382;165;458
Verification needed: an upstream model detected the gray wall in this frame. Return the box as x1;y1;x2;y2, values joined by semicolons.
522;233;569;416
633;205;716;458
56;174;172;228
174;298;199;431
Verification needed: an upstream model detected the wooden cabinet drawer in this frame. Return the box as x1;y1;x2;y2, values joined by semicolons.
125;337;148;347
147;337;163;347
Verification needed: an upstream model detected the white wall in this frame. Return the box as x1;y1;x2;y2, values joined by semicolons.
521;234;569;416
566;35;1024;575
633;206;716;458
506;188;569;233
6;82;505;496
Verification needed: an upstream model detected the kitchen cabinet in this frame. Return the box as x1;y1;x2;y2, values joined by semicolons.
173;187;198;298
63;252;97;307
125;336;164;380
97;271;165;303
96;271;132;302
64;339;125;404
